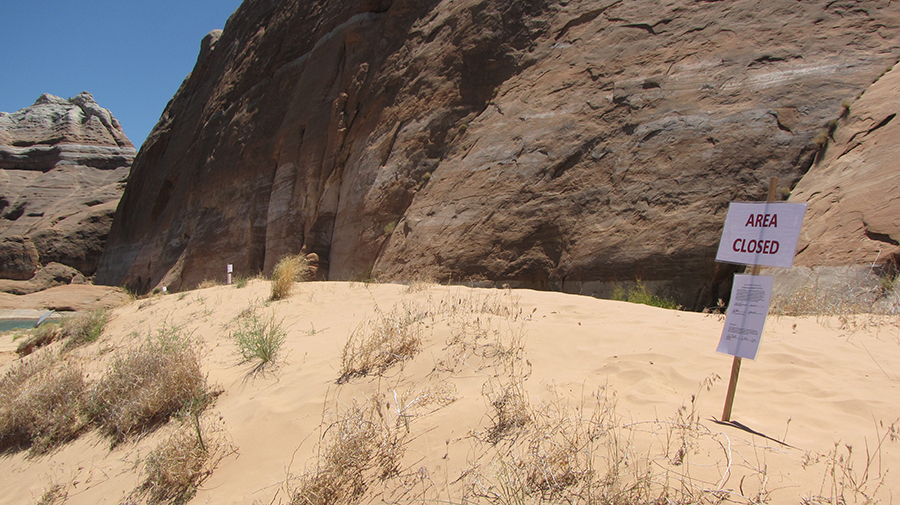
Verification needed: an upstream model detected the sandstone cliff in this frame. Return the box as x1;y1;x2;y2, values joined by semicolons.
1;92;135;281
96;0;900;309
792;65;900;268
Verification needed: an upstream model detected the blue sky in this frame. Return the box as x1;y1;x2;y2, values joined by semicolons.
0;1;244;149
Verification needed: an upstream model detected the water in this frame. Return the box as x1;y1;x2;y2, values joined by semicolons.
0;319;38;333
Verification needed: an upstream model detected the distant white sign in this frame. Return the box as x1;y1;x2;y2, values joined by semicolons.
716;274;773;360
716;202;807;268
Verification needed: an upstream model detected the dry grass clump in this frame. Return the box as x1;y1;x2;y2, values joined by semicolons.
15;308;110;357
270;254;309;301
291;398;406;505
389;382;458;431
197;279;221;289
339;304;426;383
86;327;211;443
483;377;532;444
0;351;86;455
35;484;68;505
135;413;234;505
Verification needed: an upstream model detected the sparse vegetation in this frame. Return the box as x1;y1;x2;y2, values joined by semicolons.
86;327;211;444
613;280;680;309
270;254;309;301
62;308;110;348
770;269;900;317
290;397;406;505
339;303;427;382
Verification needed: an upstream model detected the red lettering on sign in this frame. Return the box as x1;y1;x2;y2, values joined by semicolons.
744;214;778;228
733;239;780;254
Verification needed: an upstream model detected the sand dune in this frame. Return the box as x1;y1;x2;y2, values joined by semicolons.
1;280;898;504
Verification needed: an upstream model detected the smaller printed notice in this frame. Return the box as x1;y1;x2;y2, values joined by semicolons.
716;274;773;360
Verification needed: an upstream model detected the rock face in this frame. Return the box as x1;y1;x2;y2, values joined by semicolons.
0;92;135;281
96;0;900;309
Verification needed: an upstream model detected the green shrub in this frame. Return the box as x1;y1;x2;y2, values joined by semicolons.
230;310;286;369
613;280;680;310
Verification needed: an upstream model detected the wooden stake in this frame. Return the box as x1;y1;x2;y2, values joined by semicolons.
721;176;779;422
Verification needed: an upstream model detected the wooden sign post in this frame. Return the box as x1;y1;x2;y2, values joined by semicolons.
715;177;808;422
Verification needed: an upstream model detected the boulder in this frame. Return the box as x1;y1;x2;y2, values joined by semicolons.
0;262;85;296
0;92;135;279
0;235;40;280
95;0;900;309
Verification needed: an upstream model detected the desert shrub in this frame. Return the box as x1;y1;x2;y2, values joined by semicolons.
270;254;309;301
291;398;405;505
339;305;424;383
613;280;679;310
0;352;86;454
136;414;232;505
86;327;210;443
230;310;286;370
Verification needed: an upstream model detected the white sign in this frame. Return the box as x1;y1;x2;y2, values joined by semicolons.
716;274;773;360
716;202;807;268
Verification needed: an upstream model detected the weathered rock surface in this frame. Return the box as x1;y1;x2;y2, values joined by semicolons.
96;0;900;309
1;92;135;279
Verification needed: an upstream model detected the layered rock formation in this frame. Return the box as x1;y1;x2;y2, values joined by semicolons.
1;92;135;282
96;0;900;309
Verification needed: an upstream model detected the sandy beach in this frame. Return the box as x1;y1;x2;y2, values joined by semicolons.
1;280;897;504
